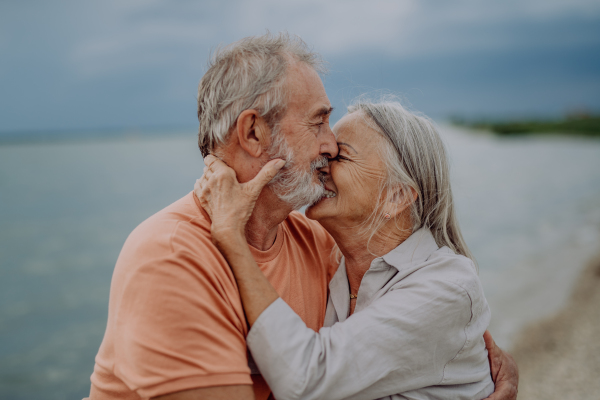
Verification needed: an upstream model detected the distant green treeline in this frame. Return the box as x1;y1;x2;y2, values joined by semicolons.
451;114;600;137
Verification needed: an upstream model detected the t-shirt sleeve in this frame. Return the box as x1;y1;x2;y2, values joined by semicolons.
113;244;252;398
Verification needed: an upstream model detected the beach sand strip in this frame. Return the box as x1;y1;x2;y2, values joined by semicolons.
511;251;600;399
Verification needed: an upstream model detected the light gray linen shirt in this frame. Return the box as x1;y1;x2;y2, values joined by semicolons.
247;228;494;400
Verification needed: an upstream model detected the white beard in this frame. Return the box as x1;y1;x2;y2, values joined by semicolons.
267;128;328;210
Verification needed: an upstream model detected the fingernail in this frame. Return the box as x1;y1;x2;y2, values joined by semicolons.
276;159;286;168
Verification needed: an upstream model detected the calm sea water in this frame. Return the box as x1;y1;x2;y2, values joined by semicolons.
1;127;599;399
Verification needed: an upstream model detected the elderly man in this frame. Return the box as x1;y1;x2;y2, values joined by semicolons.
87;33;517;400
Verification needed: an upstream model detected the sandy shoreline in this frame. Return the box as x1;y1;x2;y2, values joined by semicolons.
510;251;600;399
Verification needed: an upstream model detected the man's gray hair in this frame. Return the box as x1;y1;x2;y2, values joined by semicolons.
197;32;326;157
349;97;475;263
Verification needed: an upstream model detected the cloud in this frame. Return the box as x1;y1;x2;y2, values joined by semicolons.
1;0;599;131
52;0;600;78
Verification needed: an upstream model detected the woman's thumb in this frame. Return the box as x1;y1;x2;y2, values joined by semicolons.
249;159;286;193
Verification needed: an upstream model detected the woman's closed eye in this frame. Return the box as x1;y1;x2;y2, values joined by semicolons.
330;155;351;163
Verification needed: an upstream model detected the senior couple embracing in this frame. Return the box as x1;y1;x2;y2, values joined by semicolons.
86;33;518;400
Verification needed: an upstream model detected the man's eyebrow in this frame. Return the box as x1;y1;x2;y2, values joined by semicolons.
312;106;334;118
338;142;357;154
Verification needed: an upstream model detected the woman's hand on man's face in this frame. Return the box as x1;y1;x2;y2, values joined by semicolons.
194;155;286;247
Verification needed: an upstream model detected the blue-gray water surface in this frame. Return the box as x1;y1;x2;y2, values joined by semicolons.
1;127;599;399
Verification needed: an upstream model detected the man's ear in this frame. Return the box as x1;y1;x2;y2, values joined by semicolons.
236;109;270;158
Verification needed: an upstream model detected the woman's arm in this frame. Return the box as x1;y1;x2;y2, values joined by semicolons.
195;155;283;326
246;279;482;400
196;157;499;400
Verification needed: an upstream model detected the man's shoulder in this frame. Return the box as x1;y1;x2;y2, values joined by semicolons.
101;195;251;400
133;191;210;240
117;192;217;267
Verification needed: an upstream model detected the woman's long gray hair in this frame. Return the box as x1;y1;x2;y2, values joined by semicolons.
348;97;474;263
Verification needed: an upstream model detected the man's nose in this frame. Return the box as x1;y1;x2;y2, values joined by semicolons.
319;125;338;158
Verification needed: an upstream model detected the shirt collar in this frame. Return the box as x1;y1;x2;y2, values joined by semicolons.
381;227;439;271
328;257;350;322
327;227;439;321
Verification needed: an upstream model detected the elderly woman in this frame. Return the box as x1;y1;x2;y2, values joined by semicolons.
197;100;495;399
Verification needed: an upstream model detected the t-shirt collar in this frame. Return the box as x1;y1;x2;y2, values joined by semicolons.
192;190;285;263
247;224;285;263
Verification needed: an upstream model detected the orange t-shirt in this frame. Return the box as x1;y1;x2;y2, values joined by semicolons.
88;192;336;400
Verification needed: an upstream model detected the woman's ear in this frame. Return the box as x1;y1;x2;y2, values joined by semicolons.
236;109;271;158
388;185;418;216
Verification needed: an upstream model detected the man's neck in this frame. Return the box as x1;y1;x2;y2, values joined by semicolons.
244;189;294;251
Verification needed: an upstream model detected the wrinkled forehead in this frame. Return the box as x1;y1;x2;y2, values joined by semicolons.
284;62;330;116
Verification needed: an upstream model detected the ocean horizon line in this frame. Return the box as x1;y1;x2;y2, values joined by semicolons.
0;125;198;146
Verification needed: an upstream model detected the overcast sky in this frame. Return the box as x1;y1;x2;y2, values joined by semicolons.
1;0;599;132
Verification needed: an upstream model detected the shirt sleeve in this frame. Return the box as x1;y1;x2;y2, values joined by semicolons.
113;249;252;398
246;279;473;400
